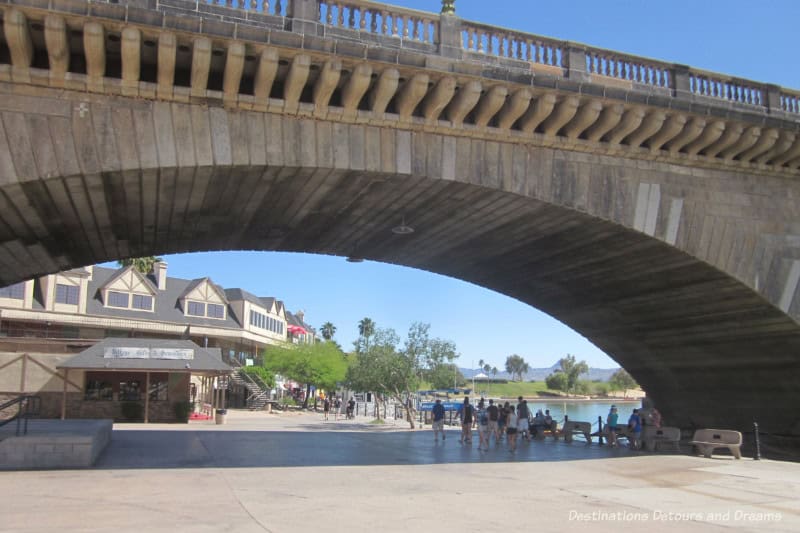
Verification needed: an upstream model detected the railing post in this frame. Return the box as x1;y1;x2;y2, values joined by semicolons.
753;421;762;460
764;84;782;112
289;0;321;34
597;415;604;445
565;45;588;82
672;64;691;100
437;10;462;59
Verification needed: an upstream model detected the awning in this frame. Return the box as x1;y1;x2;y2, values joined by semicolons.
287;325;307;335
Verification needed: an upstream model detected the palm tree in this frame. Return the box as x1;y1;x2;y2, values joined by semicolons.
118;256;162;274
320;322;337;341
357;317;376;352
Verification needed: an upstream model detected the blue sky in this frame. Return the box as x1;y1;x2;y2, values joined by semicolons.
112;0;797;372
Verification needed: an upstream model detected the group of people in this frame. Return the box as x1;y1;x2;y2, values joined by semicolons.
431;396;557;453
604;405;660;450
322;396;357;420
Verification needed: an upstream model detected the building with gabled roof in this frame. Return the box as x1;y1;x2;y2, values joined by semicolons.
0;262;318;415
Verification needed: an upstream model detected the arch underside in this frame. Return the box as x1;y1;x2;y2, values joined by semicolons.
2;167;799;435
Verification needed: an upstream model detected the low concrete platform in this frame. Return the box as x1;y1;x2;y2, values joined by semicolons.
0;419;112;469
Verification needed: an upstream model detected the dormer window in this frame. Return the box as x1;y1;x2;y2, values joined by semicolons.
187;302;205;316
107;291;129;308
55;284;79;305
207;303;225;318
105;290;154;312
132;294;153;310
0;282;25;300
185;300;226;319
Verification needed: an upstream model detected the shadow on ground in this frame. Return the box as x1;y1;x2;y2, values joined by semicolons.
93;428;667;470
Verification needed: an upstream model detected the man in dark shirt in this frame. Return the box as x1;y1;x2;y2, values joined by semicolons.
457;397;474;444
432;399;446;441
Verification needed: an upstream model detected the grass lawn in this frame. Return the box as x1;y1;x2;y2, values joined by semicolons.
452;381;553;399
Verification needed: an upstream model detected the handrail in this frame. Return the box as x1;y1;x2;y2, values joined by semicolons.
0;395;41;436
318;0;439;45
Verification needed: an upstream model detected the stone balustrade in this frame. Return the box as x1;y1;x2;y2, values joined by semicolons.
204;0;288;16
585;49;671;89
688;69;764;106
460;21;563;69
780;90;800;114
318;0;437;44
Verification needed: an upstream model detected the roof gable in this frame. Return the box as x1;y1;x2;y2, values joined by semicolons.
101;267;157;295
180;278;228;304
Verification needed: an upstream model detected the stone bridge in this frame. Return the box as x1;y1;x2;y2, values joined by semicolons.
1;0;800;435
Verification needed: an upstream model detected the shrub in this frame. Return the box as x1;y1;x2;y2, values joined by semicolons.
120;401;143;421
280;396;297;407
173;400;193;422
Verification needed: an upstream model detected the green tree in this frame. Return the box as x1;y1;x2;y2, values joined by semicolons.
609;368;638;396
346;322;459;429
355;317;376;353
346;327;404;421
545;371;568;392
427;363;465;389
117;256;163;274
320;322;337;341
557;354;590;395
505;354;530;382
263;341;348;409
483;363;491;373
491;366;498;380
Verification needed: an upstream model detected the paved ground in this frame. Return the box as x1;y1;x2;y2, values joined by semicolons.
1;410;798;532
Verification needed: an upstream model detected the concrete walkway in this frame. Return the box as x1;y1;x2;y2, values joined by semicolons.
0;410;797;532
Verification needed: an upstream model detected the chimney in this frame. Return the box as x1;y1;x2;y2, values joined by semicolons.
296;310;305;323
154;261;167;291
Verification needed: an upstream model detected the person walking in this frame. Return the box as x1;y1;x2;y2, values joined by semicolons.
457;396;474;444
476;398;490;451
506;404;518;453
432;399;446;442
517;398;531;442
323;396;331;420
334;396;341;421
487;399;500;445
606;405;619;447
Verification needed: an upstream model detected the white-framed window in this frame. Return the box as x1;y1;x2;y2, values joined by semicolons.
132;294;153;310
0;282;25;300
207;303;225;319
187;301;205;316
107;291;130;308
55;284;79;305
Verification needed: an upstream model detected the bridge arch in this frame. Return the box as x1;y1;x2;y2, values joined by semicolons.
1;92;799;435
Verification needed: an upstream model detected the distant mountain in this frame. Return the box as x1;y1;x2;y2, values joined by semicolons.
461;363;619;382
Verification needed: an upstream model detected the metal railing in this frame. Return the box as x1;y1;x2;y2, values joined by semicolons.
0;395;41;436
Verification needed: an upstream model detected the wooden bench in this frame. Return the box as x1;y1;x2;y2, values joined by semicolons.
561;421;592;443
690;429;742;459
642;426;681;452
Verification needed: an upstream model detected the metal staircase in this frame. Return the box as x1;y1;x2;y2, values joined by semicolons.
229;368;271;410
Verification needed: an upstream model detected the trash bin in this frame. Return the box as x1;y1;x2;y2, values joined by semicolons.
215;408;227;425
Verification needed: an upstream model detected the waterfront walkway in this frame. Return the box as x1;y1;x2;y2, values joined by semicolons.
0;410;797;532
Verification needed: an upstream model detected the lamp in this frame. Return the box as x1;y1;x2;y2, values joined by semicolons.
391;216;414;235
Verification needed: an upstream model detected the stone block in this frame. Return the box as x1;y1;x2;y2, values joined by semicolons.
125;6;164;26
50;0;90;15
88;2;127;21
162;13;202;33
201;19;236;39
